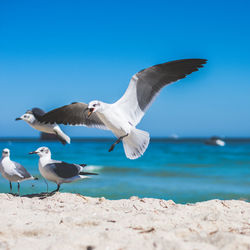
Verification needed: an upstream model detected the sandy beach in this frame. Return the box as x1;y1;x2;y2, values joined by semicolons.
0;193;249;250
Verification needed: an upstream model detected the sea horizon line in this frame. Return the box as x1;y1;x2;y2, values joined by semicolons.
0;136;250;142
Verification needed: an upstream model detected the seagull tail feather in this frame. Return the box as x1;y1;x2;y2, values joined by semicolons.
122;128;150;160
79;172;98;176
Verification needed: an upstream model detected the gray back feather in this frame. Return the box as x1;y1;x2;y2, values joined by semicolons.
46;161;81;178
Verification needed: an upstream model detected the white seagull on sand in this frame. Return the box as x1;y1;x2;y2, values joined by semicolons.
29;146;98;192
0;148;38;195
16;108;70;145
39;59;207;159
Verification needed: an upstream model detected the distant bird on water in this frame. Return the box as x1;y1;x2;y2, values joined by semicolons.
29;146;98;192
39;59;207;159
16;108;70;145
0;148;38;195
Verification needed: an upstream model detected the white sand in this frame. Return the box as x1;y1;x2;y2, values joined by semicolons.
0;193;249;250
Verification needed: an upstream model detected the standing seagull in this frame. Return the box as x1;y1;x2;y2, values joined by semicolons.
39;59;207;159
16;108;70;145
29;147;98;192
0;148;38;195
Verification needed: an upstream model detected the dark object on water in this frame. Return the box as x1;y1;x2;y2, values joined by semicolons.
40;132;59;141
205;136;226;146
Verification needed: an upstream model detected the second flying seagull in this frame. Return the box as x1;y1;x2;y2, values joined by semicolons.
16;108;70;145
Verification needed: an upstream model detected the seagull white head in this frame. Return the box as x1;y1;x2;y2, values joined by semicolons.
88;100;102;117
16;111;35;123
2;148;10;158
29;146;51;158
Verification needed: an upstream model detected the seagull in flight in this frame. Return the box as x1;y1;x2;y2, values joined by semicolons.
0;148;38;195
29;146;98;192
16;108;70;145
39;59;207;159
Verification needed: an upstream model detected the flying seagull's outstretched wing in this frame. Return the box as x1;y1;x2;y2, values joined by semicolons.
114;58;207;126
40;102;107;130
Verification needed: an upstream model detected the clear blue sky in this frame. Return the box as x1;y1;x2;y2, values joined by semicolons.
0;0;249;137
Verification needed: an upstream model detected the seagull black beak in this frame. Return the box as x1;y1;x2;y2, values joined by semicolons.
15;117;22;121
29;151;37;155
88;108;94;117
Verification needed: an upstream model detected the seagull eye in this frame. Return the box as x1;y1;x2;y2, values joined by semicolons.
93;104;96;107
24;115;27;118
41;149;44;152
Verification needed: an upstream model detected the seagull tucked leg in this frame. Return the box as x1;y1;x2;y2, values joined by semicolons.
108;134;128;152
9;181;12;193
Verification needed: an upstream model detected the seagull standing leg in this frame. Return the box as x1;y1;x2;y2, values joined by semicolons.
18;182;20;196
108;134;128;152
52;184;61;193
43;178;49;194
9;181;12;193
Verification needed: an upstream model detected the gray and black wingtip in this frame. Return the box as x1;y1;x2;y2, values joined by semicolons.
79;172;98;176
138;58;207;74
166;58;208;76
176;58;207;63
191;58;207;67
187;58;208;71
173;58;207;69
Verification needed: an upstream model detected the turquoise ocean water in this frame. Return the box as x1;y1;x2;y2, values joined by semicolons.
0;138;249;203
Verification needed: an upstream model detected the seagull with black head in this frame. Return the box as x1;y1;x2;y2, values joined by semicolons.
16;108;70;145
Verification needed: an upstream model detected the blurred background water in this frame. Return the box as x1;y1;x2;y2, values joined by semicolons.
0;138;249;203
